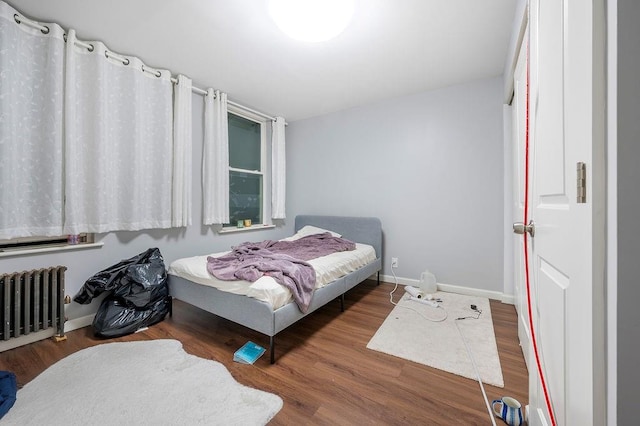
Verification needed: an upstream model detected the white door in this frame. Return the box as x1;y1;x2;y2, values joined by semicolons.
511;32;531;372
526;0;605;425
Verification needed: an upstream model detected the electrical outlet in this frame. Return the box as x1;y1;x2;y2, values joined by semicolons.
391;257;398;268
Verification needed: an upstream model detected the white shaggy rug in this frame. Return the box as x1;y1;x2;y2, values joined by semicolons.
3;339;283;425
367;291;504;387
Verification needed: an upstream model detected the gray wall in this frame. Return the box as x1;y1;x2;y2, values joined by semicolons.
0;95;291;323
617;0;640;423
286;77;505;292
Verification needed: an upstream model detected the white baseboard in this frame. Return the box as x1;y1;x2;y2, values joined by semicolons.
377;273;514;304
0;329;56;352
64;314;94;332
501;293;516;305
0;315;94;353
436;282;506;302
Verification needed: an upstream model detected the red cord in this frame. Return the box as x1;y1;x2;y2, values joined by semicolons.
523;41;557;426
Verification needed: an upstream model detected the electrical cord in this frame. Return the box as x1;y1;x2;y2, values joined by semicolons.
388;262;496;425
455;307;497;426
388;263;447;323
456;304;482;320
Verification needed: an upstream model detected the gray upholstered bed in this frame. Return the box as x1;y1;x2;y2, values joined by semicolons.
168;215;382;363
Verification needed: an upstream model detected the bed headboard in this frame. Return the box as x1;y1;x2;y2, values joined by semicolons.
295;215;382;259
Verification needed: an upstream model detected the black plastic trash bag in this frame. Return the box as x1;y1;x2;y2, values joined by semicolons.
74;248;171;337
74;248;167;304
92;296;171;338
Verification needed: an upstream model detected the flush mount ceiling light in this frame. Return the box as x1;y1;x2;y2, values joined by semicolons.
268;0;355;42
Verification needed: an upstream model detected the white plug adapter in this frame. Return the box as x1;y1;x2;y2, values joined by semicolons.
409;296;440;308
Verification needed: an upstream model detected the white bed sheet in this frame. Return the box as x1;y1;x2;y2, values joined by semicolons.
168;243;376;310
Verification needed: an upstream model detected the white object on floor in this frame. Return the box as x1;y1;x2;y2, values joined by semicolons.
404;285;424;299
3;339;283;425
418;270;438;296
409;295;440;307
367;291;505;387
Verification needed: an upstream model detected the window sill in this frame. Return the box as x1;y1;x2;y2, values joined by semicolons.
0;242;104;258
218;224;276;234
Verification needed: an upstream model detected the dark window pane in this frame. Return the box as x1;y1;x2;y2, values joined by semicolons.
228;113;261;171
229;171;262;225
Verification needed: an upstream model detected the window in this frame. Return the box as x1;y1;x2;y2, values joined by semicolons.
226;108;268;228
0;233;95;253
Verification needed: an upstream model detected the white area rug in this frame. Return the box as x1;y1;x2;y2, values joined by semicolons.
4;339;283;425
367;291;504;387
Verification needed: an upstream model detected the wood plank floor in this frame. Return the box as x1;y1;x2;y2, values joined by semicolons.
0;280;528;425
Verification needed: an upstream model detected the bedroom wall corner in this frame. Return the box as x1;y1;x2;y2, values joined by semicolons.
285;76;505;293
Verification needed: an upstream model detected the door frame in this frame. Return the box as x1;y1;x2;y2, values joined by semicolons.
503;0;607;423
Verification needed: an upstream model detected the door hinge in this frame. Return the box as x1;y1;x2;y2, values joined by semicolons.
577;162;586;203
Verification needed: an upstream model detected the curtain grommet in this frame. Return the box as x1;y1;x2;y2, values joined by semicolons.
13;14;21;24
142;65;161;77
40;25;50;35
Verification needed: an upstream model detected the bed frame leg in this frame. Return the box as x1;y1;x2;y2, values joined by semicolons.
340;294;345;312
270;336;275;364
377;271;380;285
168;296;173;317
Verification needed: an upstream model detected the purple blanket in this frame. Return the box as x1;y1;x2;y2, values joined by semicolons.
206;233;356;313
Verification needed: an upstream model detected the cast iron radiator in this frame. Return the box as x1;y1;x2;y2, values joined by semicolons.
0;266;67;350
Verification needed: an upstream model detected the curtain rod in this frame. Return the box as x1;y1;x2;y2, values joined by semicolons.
14;12;285;125
168;77;285;124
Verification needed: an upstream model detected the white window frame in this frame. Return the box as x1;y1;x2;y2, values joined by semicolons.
224;105;271;229
0;233;99;257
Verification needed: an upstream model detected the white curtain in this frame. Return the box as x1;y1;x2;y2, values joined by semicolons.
0;5;66;239
172;74;193;227
271;116;286;219
202;89;229;225
0;4;65;239
64;30;174;233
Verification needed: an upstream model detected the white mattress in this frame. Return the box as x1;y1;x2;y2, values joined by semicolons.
168;243;376;310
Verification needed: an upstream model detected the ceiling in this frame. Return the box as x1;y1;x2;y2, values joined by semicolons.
8;0;517;122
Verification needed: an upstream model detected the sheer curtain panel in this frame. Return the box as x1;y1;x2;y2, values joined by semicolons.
0;3;65;239
271;116;286;219
64;30;174;233
202;89;229;225
172;75;193;227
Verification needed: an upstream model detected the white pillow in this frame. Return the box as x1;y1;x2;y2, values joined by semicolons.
294;225;342;239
